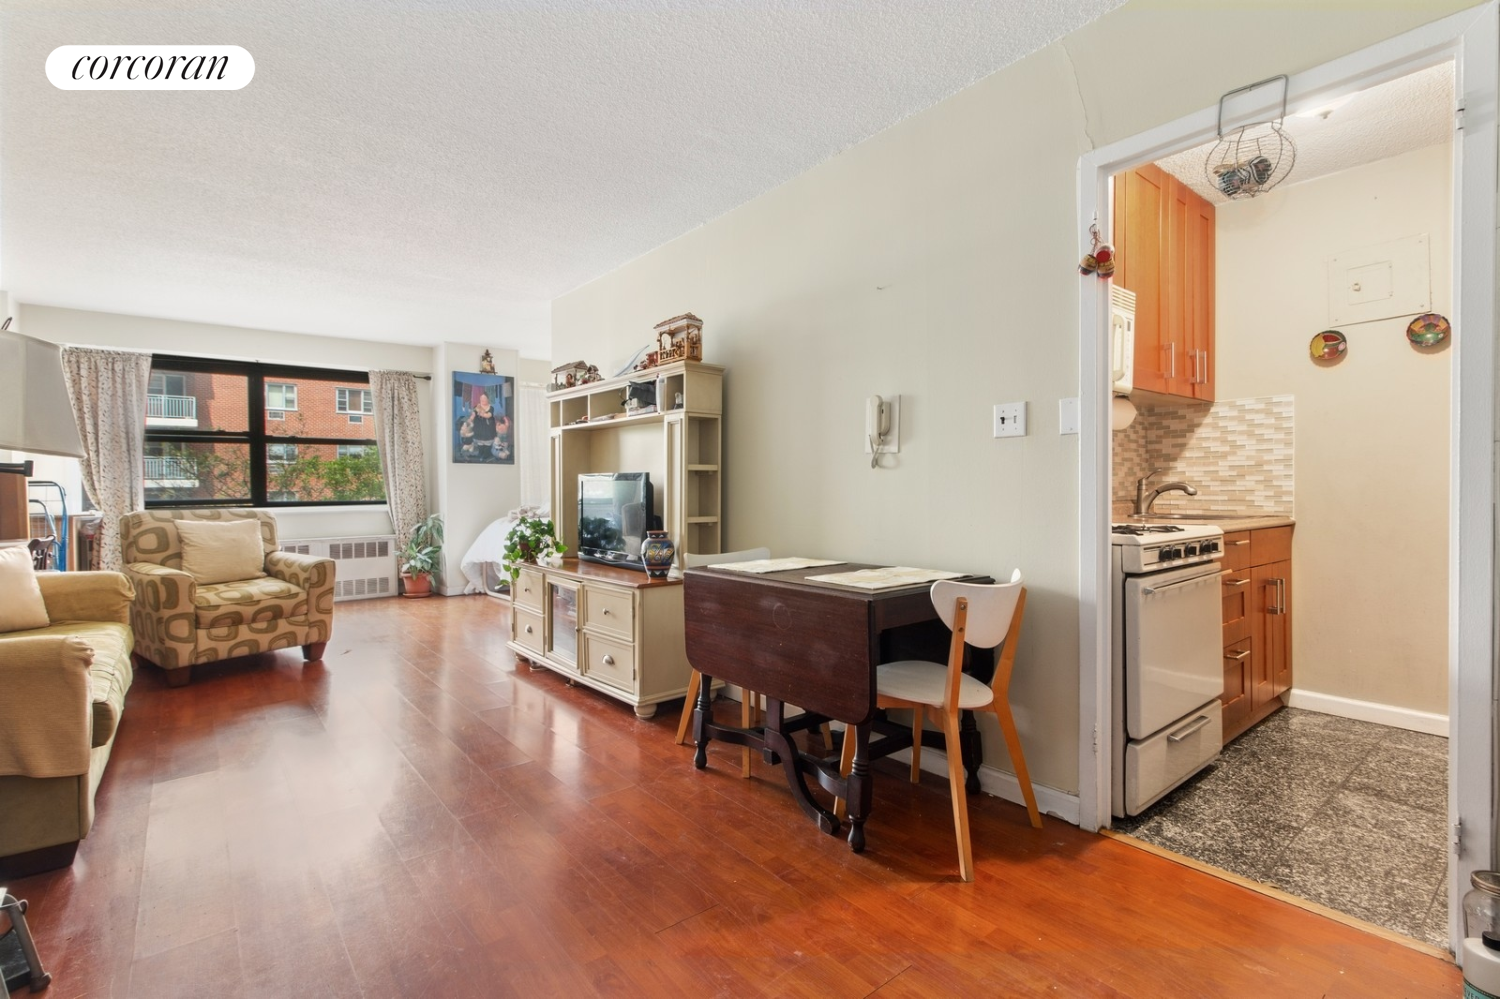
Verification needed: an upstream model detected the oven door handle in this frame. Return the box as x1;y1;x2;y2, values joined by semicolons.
1167;714;1212;743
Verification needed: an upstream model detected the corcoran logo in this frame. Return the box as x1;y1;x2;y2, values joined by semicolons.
46;46;254;90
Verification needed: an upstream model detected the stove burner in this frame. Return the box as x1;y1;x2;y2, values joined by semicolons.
1111;524;1186;536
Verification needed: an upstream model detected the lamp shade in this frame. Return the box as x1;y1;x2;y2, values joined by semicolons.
0;329;85;457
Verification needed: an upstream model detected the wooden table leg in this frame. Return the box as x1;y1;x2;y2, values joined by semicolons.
692;671;715;769
846;722;871;853
959;708;982;794
763;698;842;837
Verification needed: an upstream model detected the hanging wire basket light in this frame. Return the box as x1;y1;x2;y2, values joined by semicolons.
1205;75;1296;199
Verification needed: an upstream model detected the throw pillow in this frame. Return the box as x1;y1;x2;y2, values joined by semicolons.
176;518;267;585
0;544;50;633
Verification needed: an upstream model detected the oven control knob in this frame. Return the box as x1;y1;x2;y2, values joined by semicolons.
1161;546;1181;560
1202;540;1219;554
1184;543;1199;556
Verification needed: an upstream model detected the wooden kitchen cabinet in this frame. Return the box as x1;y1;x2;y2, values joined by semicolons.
1113;163;1215;402
1220;527;1293;743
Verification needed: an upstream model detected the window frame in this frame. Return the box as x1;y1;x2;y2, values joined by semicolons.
144;355;384;509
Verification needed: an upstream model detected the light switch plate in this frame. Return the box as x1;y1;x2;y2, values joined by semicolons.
1059;397;1079;435
993;402;1026;438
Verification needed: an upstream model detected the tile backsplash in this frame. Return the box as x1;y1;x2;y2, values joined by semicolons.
1113;395;1294;517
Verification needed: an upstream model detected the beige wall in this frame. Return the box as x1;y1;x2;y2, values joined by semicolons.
552;1;1478;797
1217;143;1452;714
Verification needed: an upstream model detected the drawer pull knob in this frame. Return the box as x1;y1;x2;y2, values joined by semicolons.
602;608;611;615
524;625;534;634
602;654;615;666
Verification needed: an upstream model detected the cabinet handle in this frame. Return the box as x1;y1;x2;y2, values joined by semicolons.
1167;714;1211;743
1276;578;1287;614
1224;649;1250;661
602;654;615;666
1168;342;1177;379
1223;577;1249;587
1229;539;1249;546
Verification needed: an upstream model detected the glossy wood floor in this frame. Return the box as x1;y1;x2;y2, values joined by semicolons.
9;595;1460;998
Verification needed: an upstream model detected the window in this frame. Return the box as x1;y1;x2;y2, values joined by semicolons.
149;372;187;396
144;356;384;508
266;383;298;411
336;387;372;414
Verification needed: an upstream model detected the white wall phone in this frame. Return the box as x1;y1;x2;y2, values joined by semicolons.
865;394;900;467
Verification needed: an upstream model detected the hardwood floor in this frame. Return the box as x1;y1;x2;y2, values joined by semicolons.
8;594;1459;997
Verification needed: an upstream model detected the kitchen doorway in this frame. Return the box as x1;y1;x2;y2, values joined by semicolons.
1075;5;1496;958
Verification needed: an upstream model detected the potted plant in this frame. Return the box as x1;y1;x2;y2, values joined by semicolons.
399;513;444;598
503;516;566;581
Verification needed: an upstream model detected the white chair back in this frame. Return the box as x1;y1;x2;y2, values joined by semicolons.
683;547;770;568
930;569;1023;650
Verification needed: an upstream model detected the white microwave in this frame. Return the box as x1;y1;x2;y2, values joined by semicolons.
1110;285;1136;396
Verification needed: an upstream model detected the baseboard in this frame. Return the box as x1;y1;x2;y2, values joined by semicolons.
1285;688;1449;737
894;746;1081;826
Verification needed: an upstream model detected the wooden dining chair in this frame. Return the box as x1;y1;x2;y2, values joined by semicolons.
675;548;770;777
838;569;1038;882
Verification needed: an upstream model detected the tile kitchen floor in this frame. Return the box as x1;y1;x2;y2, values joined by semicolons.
1113;707;1449;948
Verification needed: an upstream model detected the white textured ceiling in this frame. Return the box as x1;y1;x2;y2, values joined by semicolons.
1156;62;1454;205
1;0;1122;356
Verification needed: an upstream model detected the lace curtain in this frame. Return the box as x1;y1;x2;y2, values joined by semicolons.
517;381;549;511
369;370;429;550
59;346;152;571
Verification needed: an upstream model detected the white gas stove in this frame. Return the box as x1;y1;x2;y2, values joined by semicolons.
1110;522;1224;575
1110;521;1226;817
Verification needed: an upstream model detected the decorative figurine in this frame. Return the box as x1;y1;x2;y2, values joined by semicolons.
653;313;704;363
479;349;496;374
550;360;591;389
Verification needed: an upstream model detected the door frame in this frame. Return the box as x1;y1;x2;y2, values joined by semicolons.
1075;4;1497;957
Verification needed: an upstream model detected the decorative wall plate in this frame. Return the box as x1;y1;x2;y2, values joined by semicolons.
1309;329;1347;360
1407;313;1450;347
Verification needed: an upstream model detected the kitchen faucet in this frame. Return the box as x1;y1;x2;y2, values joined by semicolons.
1134;468;1198;515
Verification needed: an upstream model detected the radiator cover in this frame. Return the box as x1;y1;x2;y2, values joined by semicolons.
279;535;397;601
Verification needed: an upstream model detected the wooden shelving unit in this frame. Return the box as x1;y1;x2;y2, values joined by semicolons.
548;360;724;564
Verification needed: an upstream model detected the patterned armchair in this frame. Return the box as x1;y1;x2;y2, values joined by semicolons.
120;509;335;686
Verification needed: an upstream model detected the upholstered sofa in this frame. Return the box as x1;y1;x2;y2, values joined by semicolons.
121;509;335;687
0;570;135;877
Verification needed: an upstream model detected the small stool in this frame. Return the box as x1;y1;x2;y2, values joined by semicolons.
0;890;50;993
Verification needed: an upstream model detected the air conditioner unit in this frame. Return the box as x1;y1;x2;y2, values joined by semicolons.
279;535;397;601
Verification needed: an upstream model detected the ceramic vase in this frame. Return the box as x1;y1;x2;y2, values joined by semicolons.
641;530;675;579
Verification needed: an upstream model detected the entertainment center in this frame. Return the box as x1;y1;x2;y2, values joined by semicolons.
506;359;724;717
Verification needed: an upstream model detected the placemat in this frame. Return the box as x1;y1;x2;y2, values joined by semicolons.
803;567;965;590
708;557;846;573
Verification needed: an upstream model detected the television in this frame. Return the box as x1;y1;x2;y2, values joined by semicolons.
577;472;656;570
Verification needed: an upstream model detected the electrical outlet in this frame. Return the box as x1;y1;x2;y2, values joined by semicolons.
993;402;1026;438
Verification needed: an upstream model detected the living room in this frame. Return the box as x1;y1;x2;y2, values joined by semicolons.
0;2;1492;995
